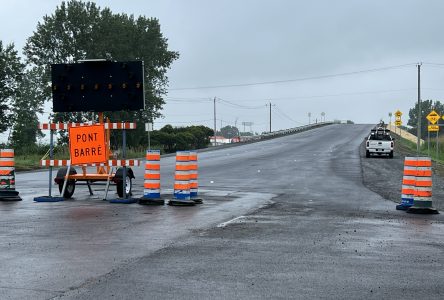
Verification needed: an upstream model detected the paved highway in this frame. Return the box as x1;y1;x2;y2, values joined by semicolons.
1;124;443;299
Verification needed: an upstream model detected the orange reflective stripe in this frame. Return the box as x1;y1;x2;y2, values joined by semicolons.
0;161;14;167
0;170;12;175
417;160;432;167
190;182;198;188
144;173;160;180
189;174;198;180
144;183;160;189
402;179;415;185
176;165;189;171
402;188;415;194
175;174;190;181
416;181;432;187
404;160;417;166
174;183;190;190
0;150;14;158
145;163;160;170
415;190;432;197
176;156;188;162
146;154;160;160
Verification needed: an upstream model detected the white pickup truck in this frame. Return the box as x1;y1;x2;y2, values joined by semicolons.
366;128;394;158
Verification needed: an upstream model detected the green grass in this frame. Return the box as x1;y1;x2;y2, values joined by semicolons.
394;133;444;163
13;145;165;171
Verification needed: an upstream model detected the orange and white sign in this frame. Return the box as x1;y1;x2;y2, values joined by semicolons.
69;124;106;165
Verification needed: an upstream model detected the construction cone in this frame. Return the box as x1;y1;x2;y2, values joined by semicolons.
396;157;416;210
189;151;203;204
407;157;439;214
139;150;164;205
0;149;22;201
168;151;195;206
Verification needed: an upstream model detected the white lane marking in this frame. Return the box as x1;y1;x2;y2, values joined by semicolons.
217;215;246;228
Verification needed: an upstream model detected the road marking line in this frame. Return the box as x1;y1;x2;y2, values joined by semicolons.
217;216;246;228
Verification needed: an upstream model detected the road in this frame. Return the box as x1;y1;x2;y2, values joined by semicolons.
1;124;443;299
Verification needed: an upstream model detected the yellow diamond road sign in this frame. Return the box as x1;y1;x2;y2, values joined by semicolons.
426;110;440;124
428;125;439;132
394;110;402;117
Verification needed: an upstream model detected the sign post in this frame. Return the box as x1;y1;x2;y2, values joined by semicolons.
394;110;402;136
427;110;441;160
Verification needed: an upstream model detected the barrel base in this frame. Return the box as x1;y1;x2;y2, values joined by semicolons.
168;199;196;206
34;196;64;202
139;197;165;205
407;207;439;214
0;190;22;201
396;204;411;211
108;198;138;204
191;197;203;204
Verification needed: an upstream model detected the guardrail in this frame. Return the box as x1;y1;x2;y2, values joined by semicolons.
238;121;335;143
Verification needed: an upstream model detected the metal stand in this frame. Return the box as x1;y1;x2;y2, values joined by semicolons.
34;127;65;202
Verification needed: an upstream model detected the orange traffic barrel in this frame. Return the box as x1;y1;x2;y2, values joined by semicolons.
0;149;22;201
407;157;438;214
189;151;203;204
139;150;164;205
168;151;195;206
396;157;416;210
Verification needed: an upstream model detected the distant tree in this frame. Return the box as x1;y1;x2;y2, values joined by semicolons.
219;125;239;139
10;67;45;150
0;41;23;133
240;131;253;136
23;0;179;146
407;100;444;139
151;125;213;153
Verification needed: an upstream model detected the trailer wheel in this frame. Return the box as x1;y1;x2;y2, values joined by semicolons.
56;167;77;198
59;180;76;198
116;174;132;198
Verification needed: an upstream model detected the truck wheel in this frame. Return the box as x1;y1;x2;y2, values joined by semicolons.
389;151;394;158
56;167;77;198
366;150;370;158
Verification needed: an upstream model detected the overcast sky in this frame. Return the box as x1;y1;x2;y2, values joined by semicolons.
2;0;444;135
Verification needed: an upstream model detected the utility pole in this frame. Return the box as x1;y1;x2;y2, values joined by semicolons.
308;112;311;125
266;101;275;133
417;63;422;155
214;97;217;146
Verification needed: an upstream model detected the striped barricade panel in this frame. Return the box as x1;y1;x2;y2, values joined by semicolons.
38;122;137;130
40;159;139;167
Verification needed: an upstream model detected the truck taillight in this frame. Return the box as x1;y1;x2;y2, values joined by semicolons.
366;141;369;147
391;141;394;147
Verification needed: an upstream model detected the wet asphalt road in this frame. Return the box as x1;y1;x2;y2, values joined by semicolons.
1;124;443;299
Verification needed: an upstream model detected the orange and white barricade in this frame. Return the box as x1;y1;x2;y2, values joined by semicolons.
189;151;203;204
139;150;164;205
168;151;195;206
396;157;416;210
407;157;438;214
0;149;21;201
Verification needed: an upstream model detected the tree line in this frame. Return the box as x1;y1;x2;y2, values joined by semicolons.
407;99;444;140
0;0;215;154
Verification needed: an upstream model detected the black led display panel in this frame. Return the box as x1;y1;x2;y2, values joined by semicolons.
51;60;144;112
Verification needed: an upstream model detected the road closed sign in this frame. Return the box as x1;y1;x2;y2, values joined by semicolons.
69;124;107;165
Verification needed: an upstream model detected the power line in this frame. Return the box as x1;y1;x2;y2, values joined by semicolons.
273;106;304;125
217;97;263;109
168;63;417;91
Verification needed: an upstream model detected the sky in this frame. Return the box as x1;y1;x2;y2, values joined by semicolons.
2;0;444;136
